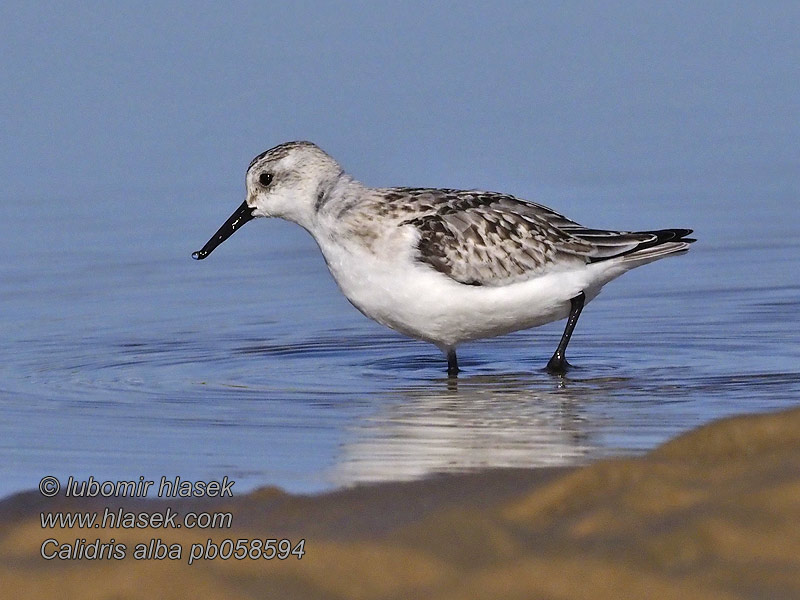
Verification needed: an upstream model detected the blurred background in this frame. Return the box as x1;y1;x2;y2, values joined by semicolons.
1;1;798;497
2;2;797;205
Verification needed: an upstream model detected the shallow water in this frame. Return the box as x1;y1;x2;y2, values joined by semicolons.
1;176;798;497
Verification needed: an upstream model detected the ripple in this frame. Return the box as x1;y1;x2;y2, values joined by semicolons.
3;200;800;497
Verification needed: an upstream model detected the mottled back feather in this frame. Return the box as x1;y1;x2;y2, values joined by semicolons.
350;188;693;287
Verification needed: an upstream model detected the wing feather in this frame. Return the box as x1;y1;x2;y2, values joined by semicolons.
379;189;693;286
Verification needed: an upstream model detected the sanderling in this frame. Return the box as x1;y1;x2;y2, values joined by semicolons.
193;141;694;377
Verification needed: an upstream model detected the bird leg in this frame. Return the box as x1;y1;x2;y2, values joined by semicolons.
446;348;459;378
546;291;586;374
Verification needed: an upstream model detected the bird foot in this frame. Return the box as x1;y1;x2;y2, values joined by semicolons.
545;354;572;375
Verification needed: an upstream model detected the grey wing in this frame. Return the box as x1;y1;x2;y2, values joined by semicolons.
399;191;692;286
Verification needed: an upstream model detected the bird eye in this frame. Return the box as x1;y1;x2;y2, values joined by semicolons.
259;172;273;186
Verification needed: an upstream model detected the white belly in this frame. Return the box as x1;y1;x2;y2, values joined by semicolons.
316;235;622;349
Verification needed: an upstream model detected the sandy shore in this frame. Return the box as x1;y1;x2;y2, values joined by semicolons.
3;405;800;599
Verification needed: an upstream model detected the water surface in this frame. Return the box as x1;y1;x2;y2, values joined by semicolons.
1;177;798;497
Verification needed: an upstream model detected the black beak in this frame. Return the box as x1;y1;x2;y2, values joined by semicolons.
192;200;255;260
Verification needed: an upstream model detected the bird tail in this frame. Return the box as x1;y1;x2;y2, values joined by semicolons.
579;227;696;268
614;229;696;267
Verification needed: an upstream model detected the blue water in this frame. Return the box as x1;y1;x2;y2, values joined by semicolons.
1;171;798;498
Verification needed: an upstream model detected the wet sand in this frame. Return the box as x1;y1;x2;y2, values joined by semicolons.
3;405;800;599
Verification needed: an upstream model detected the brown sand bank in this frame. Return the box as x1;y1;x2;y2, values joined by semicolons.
3;405;800;599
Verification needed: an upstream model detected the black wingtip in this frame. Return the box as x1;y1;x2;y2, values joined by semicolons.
587;228;697;264
652;228;694;241
643;228;696;244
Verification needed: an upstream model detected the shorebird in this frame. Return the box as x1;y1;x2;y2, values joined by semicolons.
193;141;694;377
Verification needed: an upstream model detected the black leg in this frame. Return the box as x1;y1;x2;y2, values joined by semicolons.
446;348;459;378
546;291;586;374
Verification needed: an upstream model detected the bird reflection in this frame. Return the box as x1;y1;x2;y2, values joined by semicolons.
327;372;612;486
